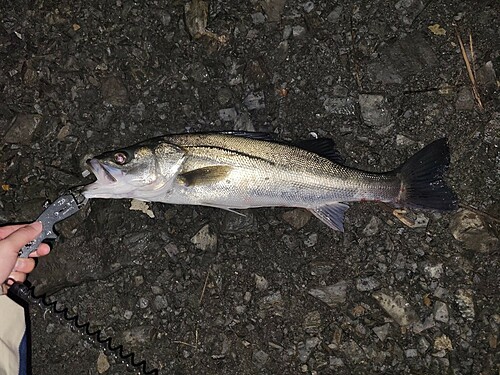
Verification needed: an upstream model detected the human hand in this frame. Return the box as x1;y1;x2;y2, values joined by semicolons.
0;222;51;294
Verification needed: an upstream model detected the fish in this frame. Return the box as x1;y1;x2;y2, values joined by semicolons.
82;132;458;231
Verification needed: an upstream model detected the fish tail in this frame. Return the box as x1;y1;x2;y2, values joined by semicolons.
395;138;458;211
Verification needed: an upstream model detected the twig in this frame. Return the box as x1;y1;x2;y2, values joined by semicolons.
199;270;210;305
173;340;197;349
173;328;199;349
456;30;483;110
469;33;477;75
349;14;362;90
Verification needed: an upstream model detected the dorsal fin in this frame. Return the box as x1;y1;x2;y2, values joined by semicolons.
221;131;344;163
295;138;344;164
220;131;278;142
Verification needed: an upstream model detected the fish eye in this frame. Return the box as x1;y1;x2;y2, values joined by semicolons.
114;152;128;165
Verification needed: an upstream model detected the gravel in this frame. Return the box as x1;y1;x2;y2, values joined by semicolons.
0;0;498;374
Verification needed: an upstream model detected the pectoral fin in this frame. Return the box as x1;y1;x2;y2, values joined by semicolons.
178;165;233;186
310;203;349;232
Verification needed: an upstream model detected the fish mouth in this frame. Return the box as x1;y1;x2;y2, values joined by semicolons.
86;159;120;183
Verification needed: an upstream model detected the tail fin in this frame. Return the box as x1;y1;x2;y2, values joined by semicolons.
396;138;458;211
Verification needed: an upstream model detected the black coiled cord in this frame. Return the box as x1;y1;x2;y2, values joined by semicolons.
8;282;159;375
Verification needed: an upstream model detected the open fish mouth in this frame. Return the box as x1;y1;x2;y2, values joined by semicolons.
86;159;120;183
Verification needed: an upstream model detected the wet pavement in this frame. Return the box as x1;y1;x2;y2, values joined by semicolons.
1;0;499;374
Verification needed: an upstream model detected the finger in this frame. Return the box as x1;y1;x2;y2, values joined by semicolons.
5;271;27;285
29;243;51;258
0;222;42;254
13;258;36;274
0;224;28;240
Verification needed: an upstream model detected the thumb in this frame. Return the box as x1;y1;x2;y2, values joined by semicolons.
1;222;43;253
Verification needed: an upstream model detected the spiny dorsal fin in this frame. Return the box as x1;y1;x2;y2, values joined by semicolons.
220;131;278;142
178;165;233;187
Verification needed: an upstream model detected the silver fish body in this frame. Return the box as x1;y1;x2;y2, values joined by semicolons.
83;132;457;231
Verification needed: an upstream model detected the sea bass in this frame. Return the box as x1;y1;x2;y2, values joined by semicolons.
83;132;457;231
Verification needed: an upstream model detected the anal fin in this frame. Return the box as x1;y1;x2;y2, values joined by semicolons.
310;203;349;232
178;165;232;186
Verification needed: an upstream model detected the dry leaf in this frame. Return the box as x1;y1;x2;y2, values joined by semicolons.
130;199;155;218
428;24;446;36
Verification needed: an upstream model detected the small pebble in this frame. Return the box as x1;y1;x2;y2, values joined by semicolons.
251;12;265;24
424;263;444;279
252;349;269;368
298;337;320;363
418;337;430;353
4;114;42;145
455;87;475;111
244;291;252;302
235;305;246;314
356;276;380;292
96;352;110;374
283;25;292;39
219;107;238;122
134;275;144;286
154;295;169;310
412;314;435;334
191;224;218;251
302;1;315;13
138;297;149;309
243;91;265;110
372;291;418;326
101;77;128;107
303;311;322;334
304;233;318;247
217;87;233;106
359;94;391;127
164;243;179;258
255;274;269;291
434;301;449;323
309;280;348;307
122;326;154;345
373;323;390;341
151;285;163;295
309;261;332;276
282;208;312;229
327;6;343;23
329;356;344;367
292;25;306;38
450;210;499;253
259;291;284;317
405;348;418;358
